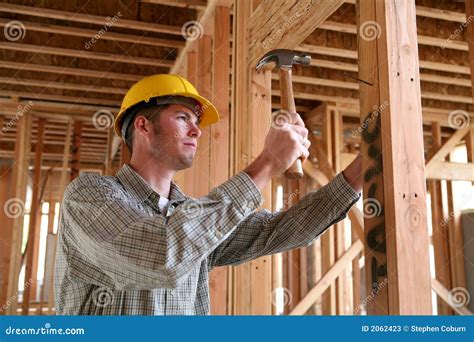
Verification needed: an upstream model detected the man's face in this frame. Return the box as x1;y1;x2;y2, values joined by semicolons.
148;104;202;170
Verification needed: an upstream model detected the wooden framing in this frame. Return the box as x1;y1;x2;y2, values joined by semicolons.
5;113;32;314
21;119;45;314
466;0;474;99
0;0;471;317
428;123;452;315
208;5;231;315
357;0;432;314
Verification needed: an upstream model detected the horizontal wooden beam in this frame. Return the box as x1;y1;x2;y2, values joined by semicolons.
426;161;474;181
271;74;473;104
320;20;469;51
344;0;467;22
0;90;120;106
0;98;118;114
140;0;207;9
0;60;142;82
0;42;174;68
0;18;184;49
296;45;471;75
0;2;183;35
0;77;127;95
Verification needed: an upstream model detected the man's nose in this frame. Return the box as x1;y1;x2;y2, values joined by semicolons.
187;121;201;138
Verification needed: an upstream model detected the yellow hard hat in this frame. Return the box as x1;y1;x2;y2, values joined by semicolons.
114;74;219;139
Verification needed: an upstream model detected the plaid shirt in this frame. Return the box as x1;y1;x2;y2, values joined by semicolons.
54;164;360;315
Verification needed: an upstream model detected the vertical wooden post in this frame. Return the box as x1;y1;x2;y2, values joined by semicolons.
319;105;336;315
193;34;212;198
231;0;252;315
6;113;32;315
181;51;198;196
70;121;82;181
0;163;13;313
209;5;231;315
466;128;474;186
248;69;273;315
285;178;301;311
428;122;452;315
58;119;73;202
22;118;45;315
357;0;432;314
119;142;130;166
446;154;467;291
332;109;349;315
465;0;474;99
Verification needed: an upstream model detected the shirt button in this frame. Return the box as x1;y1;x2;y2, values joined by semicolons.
216;228;223;239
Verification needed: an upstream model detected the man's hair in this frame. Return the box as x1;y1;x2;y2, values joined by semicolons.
123;104;170;154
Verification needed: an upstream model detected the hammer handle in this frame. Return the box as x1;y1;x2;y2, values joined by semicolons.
279;67;303;179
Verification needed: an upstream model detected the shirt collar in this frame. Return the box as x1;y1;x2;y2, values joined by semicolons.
116;164;187;204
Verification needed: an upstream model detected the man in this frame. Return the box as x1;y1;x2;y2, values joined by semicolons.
55;74;362;315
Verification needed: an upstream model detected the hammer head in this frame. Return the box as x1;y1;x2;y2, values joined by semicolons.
256;49;311;70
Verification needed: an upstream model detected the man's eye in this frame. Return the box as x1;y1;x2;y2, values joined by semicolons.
178;116;187;120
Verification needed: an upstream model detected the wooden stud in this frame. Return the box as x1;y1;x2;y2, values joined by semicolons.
208;5;231;315
446;154;467;292
0;2;182;35
318;105;336;315
428;122;452;315
466;0;474;99
231;0;252;315
0;162;13;313
6;113;32;314
70;121;82;181
357;0;432;314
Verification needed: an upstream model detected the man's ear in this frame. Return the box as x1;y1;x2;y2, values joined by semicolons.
133;116;150;137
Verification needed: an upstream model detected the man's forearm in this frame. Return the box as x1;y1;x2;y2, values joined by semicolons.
342;153;363;193
243;152;278;191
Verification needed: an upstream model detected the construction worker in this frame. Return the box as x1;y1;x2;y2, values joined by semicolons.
54;74;362;315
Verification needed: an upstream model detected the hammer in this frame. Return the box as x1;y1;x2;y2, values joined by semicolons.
256;49;311;179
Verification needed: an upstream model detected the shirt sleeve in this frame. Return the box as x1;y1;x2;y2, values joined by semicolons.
207;172;360;269
60;171;263;290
